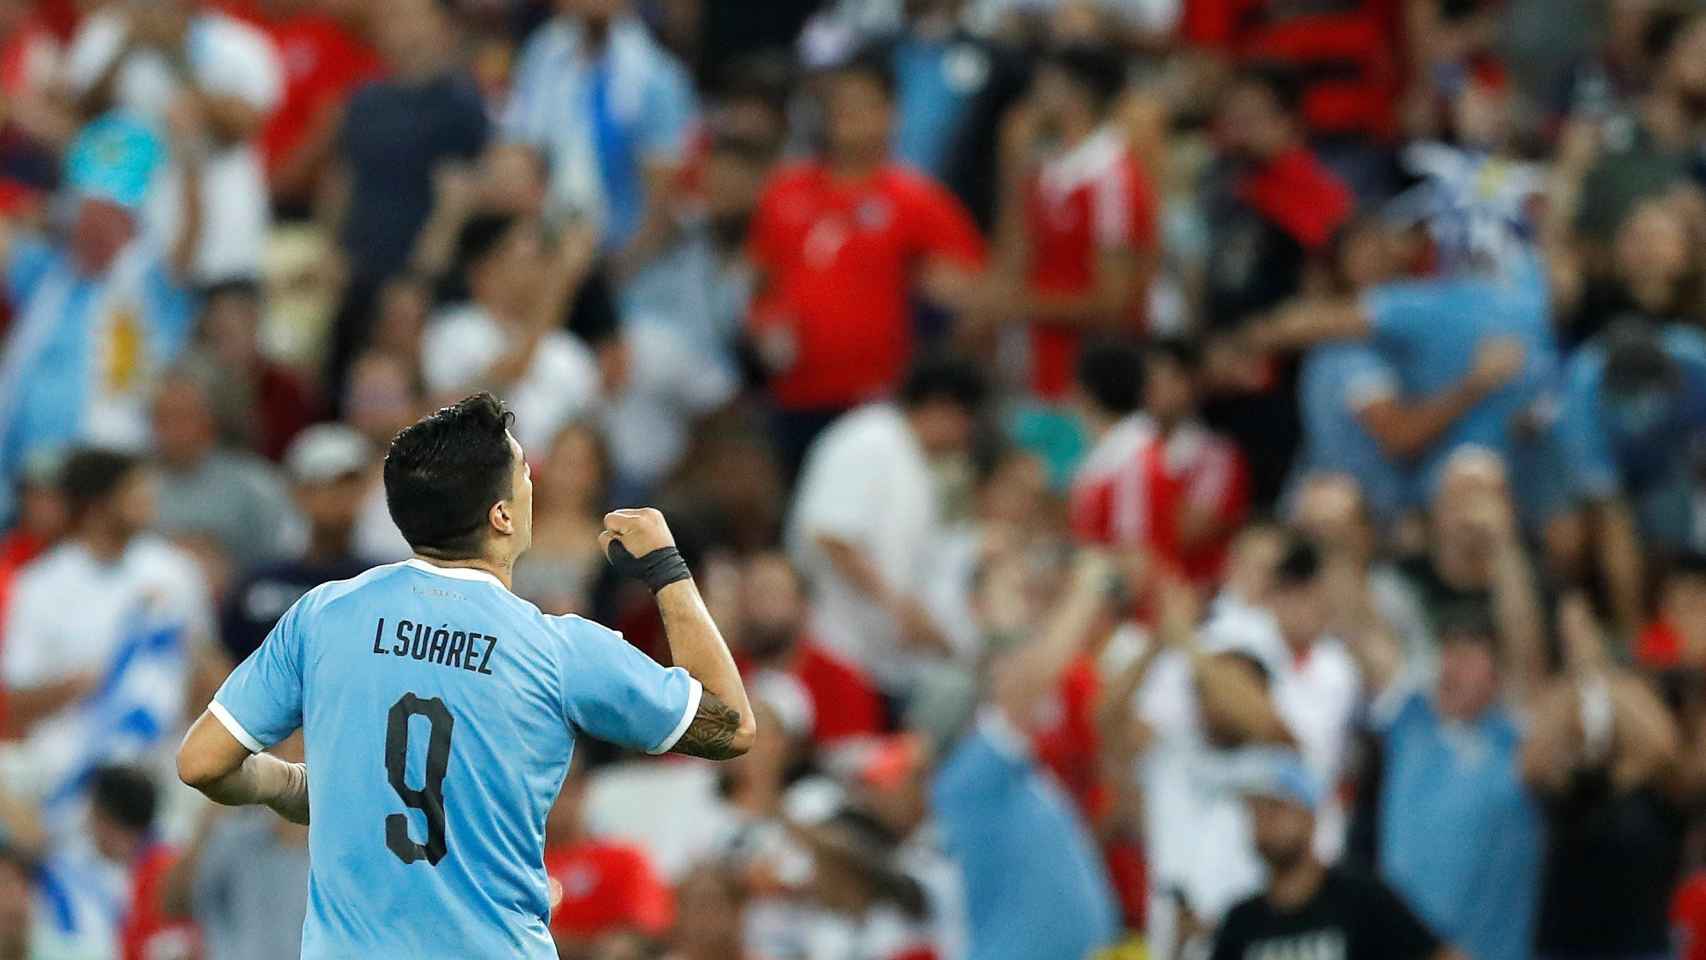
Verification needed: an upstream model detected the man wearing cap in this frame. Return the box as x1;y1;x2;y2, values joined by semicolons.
1558;320;1706;640
1209;751;1459;960
0;111;202;520
218;424;375;666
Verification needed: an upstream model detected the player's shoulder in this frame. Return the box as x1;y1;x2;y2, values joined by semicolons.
287;560;409;618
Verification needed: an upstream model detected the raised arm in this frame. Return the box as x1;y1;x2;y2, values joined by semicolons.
991;551;1117;730
1356;338;1526;461
600;508;757;760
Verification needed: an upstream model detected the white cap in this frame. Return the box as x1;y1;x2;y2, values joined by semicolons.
284;424;371;485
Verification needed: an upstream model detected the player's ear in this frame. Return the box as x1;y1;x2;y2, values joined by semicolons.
490;500;515;536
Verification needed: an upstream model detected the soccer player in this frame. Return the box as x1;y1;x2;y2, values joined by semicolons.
174;393;756;958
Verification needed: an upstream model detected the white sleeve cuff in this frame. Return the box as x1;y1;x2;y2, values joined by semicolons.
208;700;266;753
648;677;704;755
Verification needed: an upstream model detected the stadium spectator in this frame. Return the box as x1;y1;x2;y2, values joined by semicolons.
1566;197;1703;349
545;760;675;958
227;0;382;213
184;278;319;461
218;424;373;665
1070;338;1249;585
512;421;612;617
150;364;298;572
0;452;64;673
1197;67;1351;506
792;808;942;960
0;449;211;833
1571;7;1706;244
1560;321;1706;639
64;764;194;960
0;114;199;512
991;43;1157;400
733;550;886;747
64;0;281;283
747;52;986;471
788;354;985;699
322;0;488;401
420;214;602;451
504;0;698;280
1343;520;1546;960
1291;216;1529;529
1210;751;1456;960
1526;596;1686;960
159;745;311;960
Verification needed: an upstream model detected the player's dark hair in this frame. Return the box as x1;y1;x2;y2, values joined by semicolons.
89;764;158;834
898;352;987;411
825;43;897;102
60;448;143;521
1076;338;1145;415
1042;43;1128;111
384;392;517;559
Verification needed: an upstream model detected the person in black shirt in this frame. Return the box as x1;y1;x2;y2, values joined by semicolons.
219;425;375;665
1211;753;1459;960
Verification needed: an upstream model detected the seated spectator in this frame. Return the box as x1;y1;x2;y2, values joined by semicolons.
420;214;601;451
151;365;298;572
1526;596;1686;960
0;449;211;832
1210;752;1457;960
504;0;698;281
787;355;985;698
64;0;282;283
747;51;986;471
219;424;374;665
0;114;198;510
1343;559;1546;960
322;0;488;401
1560;321;1706;639
991;43;1158;400
545;761;675;959
186;278;319;462
1070;338;1249;585
514;422;612;616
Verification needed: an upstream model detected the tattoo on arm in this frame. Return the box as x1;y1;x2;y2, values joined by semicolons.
671;692;745;760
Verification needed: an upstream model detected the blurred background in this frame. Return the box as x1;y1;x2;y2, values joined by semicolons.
3;0;1706;958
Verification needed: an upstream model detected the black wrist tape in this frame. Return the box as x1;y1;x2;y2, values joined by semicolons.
606;542;691;593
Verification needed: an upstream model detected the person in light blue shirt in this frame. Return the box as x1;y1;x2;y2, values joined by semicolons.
0;113;198;521
504;0;696;269
1257;226;1568;527
1296;342;1413;526
175;394;757;960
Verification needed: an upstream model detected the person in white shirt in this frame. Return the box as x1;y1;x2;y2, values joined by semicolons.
420;214;602;451
63;0;283;283
0;448;213;836
787;355;986;696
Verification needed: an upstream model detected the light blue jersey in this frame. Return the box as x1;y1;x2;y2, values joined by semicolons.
211;559;701;959
1296;342;1410;524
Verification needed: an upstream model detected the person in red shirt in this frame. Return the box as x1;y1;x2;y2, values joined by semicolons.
1071;338;1249;585
1182;0;1405;146
993;43;1158;401
748;49;987;472
735;550;887;744
79;766;199;960
543;760;674;958
220;0;382;211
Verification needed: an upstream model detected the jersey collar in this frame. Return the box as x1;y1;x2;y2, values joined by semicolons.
403;557;506;588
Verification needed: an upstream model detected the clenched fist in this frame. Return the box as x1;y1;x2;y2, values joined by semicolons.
598;508;677;560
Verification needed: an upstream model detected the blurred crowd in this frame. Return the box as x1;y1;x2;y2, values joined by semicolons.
4;0;1706;958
